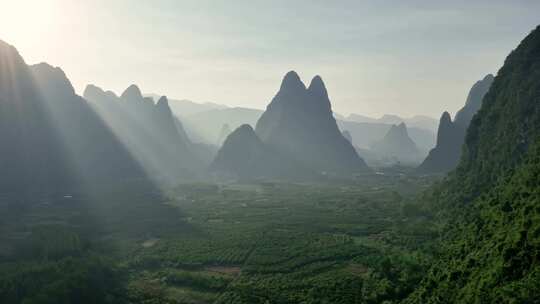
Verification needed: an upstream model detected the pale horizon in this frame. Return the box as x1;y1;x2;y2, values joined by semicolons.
1;0;538;118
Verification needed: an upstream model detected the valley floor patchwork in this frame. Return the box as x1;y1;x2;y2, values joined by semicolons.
0;175;437;303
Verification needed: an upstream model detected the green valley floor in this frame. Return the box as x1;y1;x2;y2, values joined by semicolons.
0;174;439;304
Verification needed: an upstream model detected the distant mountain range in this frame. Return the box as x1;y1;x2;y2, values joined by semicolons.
146;92;438;154
143;94;261;145
346;113;439;132
182;107;263;145
337;120;435;152
0;36;457;192
145;93;227;116
84;84;213;182
370;123;423;165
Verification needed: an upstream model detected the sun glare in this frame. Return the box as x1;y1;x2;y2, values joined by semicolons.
0;0;59;47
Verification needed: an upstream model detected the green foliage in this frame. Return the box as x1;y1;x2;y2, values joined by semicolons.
1;177;435;303
164;269;232;291
27;225;83;260
0;255;126;304
406;25;540;303
407;143;540;303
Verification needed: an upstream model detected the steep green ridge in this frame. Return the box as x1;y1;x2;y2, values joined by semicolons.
407;25;540;303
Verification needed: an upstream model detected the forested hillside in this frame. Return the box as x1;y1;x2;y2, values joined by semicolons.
406;25;540;303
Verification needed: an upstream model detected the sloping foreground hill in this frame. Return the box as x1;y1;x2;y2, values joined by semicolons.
406;25;540;303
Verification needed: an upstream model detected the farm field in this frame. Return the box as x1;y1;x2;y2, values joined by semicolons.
0;174;438;304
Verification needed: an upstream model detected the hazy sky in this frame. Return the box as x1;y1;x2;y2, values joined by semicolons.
1;0;539;118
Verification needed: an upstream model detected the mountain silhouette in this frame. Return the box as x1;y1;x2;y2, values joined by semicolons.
145;93;228;117
337;120;435;152
84;84;204;181
255;71;369;174
210;124;311;180
417;74;494;173
370;123;422;164
0;40;146;193
347;113;439;133
182;107;263;144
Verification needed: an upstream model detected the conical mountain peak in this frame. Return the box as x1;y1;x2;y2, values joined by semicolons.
279;70;306;92
307;75;328;97
371;121;420;164
156;96;173;116
233;124;256;137
386;122;410;139
83;84;107;99
157;95;169;107
436;112;455;145
255;71;369;173
121;84;143;101
440;111;452;124
394;122;409;137
417;110;462;173
388;124;399;132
